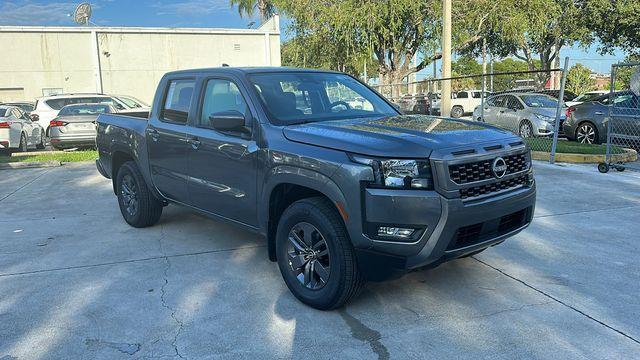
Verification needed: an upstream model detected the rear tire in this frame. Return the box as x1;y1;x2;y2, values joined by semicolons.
276;197;364;310
116;161;163;228
16;133;27;153
576;122;599;144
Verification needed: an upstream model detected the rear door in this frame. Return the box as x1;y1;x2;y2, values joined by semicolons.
184;76;258;226
610;94;640;144
500;95;525;133
147;78;196;203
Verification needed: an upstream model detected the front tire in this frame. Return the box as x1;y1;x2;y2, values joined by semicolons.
276;197;364;310
519;121;534;138
451;106;464;118
116;161;163;228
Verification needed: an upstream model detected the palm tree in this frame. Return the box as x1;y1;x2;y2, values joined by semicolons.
230;0;275;22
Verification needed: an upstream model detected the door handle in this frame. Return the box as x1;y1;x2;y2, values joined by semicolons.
595;111;604;115
186;135;201;149
147;128;159;141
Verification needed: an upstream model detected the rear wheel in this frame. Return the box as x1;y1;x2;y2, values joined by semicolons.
116;161;163;228
16;133;27;152
576;122;599;144
276;197;364;310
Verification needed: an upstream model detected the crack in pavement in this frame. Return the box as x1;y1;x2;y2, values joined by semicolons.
0;245;266;278
339;308;390;360
533;204;640;219
472;256;640;345
160;257;185;359
85;338;141;355
400;301;552;321
0;167;55;202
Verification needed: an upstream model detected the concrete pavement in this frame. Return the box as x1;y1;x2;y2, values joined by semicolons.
0;161;639;359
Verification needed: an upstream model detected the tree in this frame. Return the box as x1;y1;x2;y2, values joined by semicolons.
566;63;596;95
583;0;640;55
230;0;275;22
465;0;591;89
274;0;487;96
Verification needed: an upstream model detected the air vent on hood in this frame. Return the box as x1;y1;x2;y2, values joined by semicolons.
483;144;503;151
451;149;476;156
509;141;524;147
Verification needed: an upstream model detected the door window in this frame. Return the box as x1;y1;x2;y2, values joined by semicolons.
199;79;250;127
505;96;524;110
456;91;469;99
161;79;195;124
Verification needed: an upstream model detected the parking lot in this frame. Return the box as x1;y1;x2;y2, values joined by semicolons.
1;161;639;359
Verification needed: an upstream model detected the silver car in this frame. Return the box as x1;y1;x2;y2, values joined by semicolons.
0;105;45;153
49;103;115;150
473;93;564;138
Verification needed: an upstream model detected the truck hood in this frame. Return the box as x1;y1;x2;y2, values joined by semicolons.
283;115;517;158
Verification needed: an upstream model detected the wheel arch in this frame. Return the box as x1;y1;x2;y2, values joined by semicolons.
261;168;349;262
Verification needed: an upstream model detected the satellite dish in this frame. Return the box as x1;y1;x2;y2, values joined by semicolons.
73;3;92;25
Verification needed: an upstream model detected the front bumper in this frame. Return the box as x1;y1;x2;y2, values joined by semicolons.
354;180;536;281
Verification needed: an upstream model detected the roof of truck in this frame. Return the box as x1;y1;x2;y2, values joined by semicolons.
165;66;342;76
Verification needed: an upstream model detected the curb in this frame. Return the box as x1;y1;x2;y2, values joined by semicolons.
10;151;65;157
532;148;638;164
0;160;62;170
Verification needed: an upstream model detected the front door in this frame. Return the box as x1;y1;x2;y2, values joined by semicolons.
185;77;258;226
147;78;195;203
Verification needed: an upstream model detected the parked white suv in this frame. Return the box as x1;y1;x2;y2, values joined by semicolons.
31;94;149;135
432;90;488;118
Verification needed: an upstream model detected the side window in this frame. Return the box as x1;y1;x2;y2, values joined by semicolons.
456;91;469;99
506;96;523;110
493;96;506;107
471;92;482;99
200;79;249;127
162;79;195;124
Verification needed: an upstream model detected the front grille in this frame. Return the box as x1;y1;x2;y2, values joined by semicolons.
449;153;529;185
447;209;528;251
459;174;528;199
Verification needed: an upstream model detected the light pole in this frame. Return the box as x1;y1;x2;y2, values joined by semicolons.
441;0;452;117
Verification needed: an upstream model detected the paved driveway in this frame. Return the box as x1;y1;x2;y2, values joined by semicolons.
1;161;639;359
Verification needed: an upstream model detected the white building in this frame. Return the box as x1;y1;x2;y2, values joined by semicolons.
0;16;281;103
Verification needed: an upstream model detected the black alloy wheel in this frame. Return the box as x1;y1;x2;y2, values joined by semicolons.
286;222;331;290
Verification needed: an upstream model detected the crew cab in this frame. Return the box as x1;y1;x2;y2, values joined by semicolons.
95;67;536;310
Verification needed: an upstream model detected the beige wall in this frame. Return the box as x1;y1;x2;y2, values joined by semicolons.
0;19;281;104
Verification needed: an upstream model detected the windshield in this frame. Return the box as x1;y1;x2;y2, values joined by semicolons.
520;94;558;108
247;72;398;125
58;104;112;116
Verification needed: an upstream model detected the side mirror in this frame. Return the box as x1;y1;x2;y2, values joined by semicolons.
209;110;247;131
30;113;39;122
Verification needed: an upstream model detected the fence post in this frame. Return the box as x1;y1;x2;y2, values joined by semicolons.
550;57;569;164
605;65;617;165
480;73;486;122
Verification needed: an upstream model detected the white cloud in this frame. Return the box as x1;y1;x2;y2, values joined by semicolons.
154;0;230;17
0;1;77;26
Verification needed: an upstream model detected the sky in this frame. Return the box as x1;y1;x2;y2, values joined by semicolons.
0;0;628;75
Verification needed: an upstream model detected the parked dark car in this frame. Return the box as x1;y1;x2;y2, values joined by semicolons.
95;67;536;310
49;103;115;149
564;91;639;144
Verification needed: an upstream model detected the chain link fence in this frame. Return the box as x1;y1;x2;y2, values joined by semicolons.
371;66;568;162
600;62;640;173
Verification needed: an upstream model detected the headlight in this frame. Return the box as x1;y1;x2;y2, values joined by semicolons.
349;155;434;190
535;114;555;123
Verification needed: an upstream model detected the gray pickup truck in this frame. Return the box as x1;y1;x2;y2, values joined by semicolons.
96;67;536;310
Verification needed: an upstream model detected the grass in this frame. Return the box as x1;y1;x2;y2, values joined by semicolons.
525;138;626;155
0;150;98;164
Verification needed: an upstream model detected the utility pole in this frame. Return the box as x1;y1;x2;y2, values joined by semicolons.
441;0;452;117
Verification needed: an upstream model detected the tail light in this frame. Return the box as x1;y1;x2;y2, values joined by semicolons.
0;122;10;128
565;106;575;118
50;119;67;127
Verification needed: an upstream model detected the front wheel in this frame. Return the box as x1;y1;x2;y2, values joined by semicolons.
519;121;534;138
116;161;163;228
450;106;464;118
276;197;364;310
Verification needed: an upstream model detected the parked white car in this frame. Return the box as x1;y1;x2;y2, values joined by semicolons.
432;89;489;118
565;90;608;107
31;94;150;136
0;105;45;153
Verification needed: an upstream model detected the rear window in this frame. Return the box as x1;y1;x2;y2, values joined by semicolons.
58;104;112;116
0;109;7;117
45;97;112;111
161;79;195;123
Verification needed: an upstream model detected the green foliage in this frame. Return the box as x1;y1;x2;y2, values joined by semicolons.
613;55;640;90
566;64;596;95
0;150;97;163
583;0;640;55
230;0;275;20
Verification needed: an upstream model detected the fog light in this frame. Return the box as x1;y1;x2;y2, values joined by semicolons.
377;227;415;238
